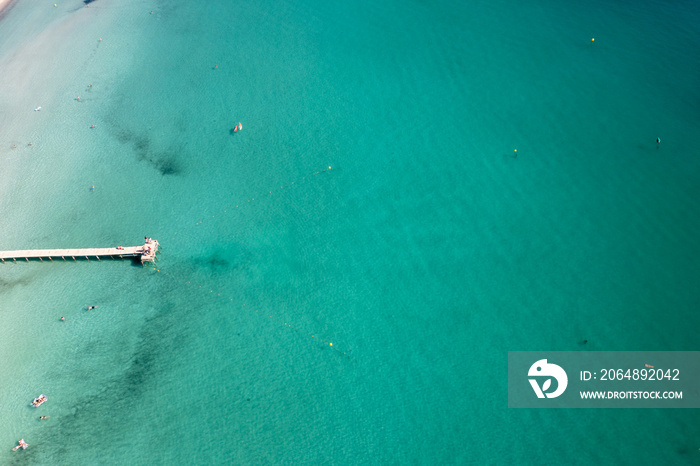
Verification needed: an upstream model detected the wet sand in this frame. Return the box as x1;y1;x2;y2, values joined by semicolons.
0;0;16;19
0;0;15;13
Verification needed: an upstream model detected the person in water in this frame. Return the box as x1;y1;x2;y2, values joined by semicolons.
61;316;65;321
88;306;97;310
656;137;661;144
40;416;49;420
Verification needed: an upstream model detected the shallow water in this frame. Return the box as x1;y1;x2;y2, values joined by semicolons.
1;0;699;464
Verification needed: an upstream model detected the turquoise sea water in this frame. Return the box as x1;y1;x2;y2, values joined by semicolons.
1;0;699;464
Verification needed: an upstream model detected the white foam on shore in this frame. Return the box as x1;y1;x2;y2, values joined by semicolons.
0;0;15;16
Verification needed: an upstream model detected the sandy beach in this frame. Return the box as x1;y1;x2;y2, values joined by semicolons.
0;0;16;18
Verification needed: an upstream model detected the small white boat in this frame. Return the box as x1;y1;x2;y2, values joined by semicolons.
238;122;242;131
34;107;42;112
12;439;28;451
31;394;47;407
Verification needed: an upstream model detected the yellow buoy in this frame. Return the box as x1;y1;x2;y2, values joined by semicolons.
329;342;333;346
328;166;331;170
591;38;595;42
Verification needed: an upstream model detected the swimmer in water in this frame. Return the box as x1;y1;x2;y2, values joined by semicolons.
61;316;65;321
656;137;661;144
88;306;97;310
40;416;49;420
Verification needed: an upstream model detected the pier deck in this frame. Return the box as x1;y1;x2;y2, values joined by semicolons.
0;239;159;264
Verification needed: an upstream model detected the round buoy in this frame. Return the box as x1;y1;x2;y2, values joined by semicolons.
591;38;595;42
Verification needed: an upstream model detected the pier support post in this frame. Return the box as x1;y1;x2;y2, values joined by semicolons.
0;239;159;266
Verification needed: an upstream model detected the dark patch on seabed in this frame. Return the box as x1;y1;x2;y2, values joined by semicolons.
6;446;41;466
193;251;231;274
83;0;97;4
0;274;36;292
113;128;182;176
116;300;187;397
33;291;195;460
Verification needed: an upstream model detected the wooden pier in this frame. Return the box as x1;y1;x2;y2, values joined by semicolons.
0;238;160;264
